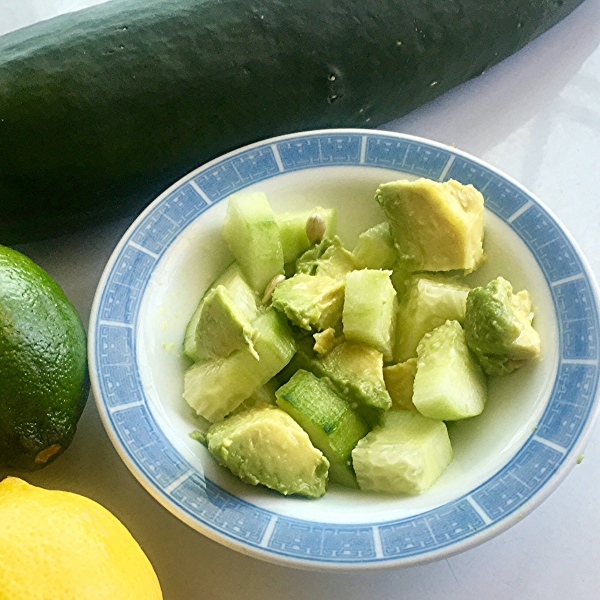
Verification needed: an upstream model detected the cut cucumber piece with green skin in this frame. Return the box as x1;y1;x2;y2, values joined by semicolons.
222;192;284;293
183;309;296;422
276;369;368;488
183;262;261;361
343;269;397;362
206;405;329;499
413;320;487;421
276;207;337;263
271;273;345;331
352;410;453;495
394;274;469;362
195;285;260;361
352;222;397;270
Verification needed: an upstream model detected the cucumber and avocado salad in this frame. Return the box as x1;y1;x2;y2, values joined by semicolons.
0;0;585;244
184;182;542;498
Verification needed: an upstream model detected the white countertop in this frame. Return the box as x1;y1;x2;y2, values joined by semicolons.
3;1;600;598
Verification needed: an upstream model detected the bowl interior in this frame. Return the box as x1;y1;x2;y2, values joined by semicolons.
136;165;558;524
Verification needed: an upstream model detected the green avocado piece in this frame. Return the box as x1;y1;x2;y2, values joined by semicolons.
464;276;541;376
352;222;397;270
376;178;485;274
271;273;345;331
195;285;260;361
295;235;355;278
383;358;417;411
206;405;329;498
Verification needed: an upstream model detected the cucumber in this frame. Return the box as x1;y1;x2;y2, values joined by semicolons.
276;370;368;488
343;269;397;362
183;309;296;422
0;0;584;244
413;320;487;421
222;192;284;293
352;410;453;495
352;223;397;270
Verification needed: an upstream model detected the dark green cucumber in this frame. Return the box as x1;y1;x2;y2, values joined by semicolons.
0;0;585;243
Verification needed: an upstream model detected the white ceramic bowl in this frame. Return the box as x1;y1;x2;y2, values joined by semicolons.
89;129;600;570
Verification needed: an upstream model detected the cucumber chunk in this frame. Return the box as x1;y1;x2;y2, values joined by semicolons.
276;207;337;263
352;410;453;495
183;262;261;361
222;192;284;293
183;309;296;422
343;269;397;361
394;274;469;362
276;370;368;488
352;222;397;270
413;320;487;421
206;405;329;499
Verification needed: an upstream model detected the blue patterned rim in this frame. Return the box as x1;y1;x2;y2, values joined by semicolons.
90;130;600;569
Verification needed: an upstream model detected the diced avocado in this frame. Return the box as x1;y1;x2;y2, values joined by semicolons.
413;320;487;421
352;222;397;270
194;285;260;361
390;264;411;301
276;207;337;263
222;192;284;293
343;269;397;361
231;378;279;416
394;275;469;362
183;309;296;422
295;236;355;278
183;262;261;361
206;405;329;498
376;178;485;273
383;358;417;411
276;370;368;488
271;273;345;331
352;410;453;495
313;327;342;356
464;276;541;376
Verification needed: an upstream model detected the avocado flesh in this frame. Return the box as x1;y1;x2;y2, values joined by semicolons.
352;222;397;270
206;405;329;498
383;358;417;411
376;179;485;273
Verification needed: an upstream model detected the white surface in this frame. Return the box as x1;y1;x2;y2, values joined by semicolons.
4;1;600;597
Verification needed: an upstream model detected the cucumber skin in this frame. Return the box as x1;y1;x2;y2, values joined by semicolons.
0;0;585;244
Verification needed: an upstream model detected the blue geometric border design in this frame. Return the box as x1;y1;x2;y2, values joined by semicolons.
92;131;600;566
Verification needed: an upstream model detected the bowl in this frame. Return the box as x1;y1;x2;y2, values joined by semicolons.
89;129;600;570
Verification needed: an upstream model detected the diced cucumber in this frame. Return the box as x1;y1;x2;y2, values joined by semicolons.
183;309;296;422
352;222;397;270
390;264;411;301
343;269;397;361
231;378;279;415
222;192;284;293
183;261;261;361
383;358;417;411
394;274;469;362
352;410;453;495
206;405;329;499
413;320;487;420
271;273;345;331
276;207;337;263
276;370;368;488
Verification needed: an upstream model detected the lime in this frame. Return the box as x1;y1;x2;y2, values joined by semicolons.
0;245;89;471
0;477;163;599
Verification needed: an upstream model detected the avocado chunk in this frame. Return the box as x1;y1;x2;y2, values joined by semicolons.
383;358;417;411
295;235;356;278
376;178;485;273
206;405;329;498
183;309;296;422
394;274;469;362
352;410;453;495
222;192;284;293
183;262;261;362
276;370;368;488
275;207;337;263
313;327;342;355
194;285;260;361
413;320;487;421
352;222;397;270
271;273;345;331
343;269;397;361
464;276;541;376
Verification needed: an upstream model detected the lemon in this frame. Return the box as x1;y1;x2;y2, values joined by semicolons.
0;245;89;471
0;477;163;599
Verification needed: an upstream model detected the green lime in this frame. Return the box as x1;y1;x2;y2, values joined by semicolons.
0;245;89;471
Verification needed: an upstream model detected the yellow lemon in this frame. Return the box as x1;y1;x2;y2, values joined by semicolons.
0;477;162;600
